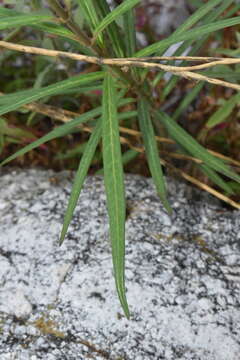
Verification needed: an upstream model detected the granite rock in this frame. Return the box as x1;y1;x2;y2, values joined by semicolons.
0;169;240;360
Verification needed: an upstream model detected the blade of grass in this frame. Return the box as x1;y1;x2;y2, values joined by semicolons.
59;119;102;245
155;110;240;184
102;72;129;318
138;98;171;213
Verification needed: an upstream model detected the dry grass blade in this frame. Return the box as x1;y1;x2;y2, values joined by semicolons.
1;41;240;91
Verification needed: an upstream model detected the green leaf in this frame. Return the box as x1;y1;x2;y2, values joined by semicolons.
199;164;234;195
33;22;76;40
94;0;125;57
204;93;240;130
200;70;240;81
55;143;87;160
155;0;234;98
0;98;135;166
0;72;104;116
170;0;223;37
155;110;240;184
136;16;240;57
76;0;100;31
0;117;35;139
76;0;104;46
122;148;139;165
173;82;205;120
139;0;232;84
0;14;52;30
102;72;129;318
59;119;102;245
138;98;171;213
123;6;136;56
0;6;106;54
93;0;140;41
0;108;100;166
0;84;103;105
0;8;18;16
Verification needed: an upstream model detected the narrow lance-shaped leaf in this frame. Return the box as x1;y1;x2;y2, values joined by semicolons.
173;82;205;120
0;98;135;166
0;72;104;116
169;0;223;37
93;0;140;41
0;84;104;105
199;164;234;195
0;6;90;50
123;4;139;79
138;0;232;84
0;117;35;139
76;0;104;46
76;0;100;31
155;0;234;98
204;92;240;130
168;143;234;194
102;72;129;318
0;107;102;166
155;110;240;184
33;22;77;41
123;6;136;56
94;0;125;57
59;119;102;245
0;14;52;30
138;98;171;213
136;16;240;57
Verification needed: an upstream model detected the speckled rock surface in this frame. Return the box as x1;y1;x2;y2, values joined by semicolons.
0;169;240;360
